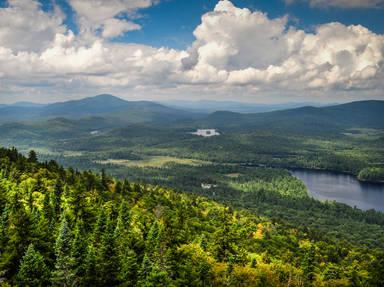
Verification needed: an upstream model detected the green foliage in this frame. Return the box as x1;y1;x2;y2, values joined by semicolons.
358;167;384;182
0;147;383;286
51;217;76;286
16;244;49;286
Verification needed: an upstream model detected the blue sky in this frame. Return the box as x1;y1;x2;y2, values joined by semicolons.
124;0;384;49
0;0;383;103
2;0;381;49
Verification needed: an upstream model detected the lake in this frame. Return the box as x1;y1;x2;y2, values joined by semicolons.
290;169;384;212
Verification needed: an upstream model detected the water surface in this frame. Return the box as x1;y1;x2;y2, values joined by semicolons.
290;169;384;212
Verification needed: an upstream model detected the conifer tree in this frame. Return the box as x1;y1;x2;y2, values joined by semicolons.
28;150;38;163
99;218;119;286
118;247;138;286
138;254;168;287
51;217;75;286
92;208;107;246
302;244;316;284
71;221;87;284
83;245;98;286
16;244;49;286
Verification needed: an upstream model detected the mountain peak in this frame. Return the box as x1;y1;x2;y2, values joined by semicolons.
81;94;128;103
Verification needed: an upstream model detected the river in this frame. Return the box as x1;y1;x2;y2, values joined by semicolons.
290;169;384;212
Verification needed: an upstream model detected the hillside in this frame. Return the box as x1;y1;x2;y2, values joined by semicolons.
0;94;200;124
0;148;383;286
198;100;384;135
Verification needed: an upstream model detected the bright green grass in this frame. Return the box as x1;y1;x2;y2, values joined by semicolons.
95;156;210;168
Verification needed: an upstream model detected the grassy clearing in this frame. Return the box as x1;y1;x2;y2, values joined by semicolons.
95;156;210;168
342;128;384;140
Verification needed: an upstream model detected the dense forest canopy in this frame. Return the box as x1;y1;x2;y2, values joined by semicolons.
0;147;383;286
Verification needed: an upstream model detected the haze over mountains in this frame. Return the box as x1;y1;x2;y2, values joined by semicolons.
198;100;384;134
0;94;383;141
0;94;199;124
0;94;383;132
158;100;332;114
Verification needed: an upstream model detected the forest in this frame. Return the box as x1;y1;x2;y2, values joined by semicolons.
0;147;383;286
1;98;383;184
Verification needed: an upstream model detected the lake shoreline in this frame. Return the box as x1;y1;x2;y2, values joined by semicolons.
239;162;384;184
290;168;384;212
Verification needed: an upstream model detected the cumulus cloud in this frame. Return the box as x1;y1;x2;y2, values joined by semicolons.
285;0;384;9
180;0;384;93
69;0;155;39
0;0;383;103
0;0;66;52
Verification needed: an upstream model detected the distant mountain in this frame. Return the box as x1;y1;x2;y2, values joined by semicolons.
11;102;47;108
196;100;384;135
159;100;331;113
0;94;201;124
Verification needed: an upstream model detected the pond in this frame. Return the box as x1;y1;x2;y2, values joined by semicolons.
290;169;384;212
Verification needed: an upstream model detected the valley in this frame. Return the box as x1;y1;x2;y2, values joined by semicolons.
1;95;384;286
2;1;383;285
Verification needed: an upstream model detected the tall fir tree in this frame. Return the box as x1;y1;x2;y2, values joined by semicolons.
51;217;75;286
16;244;49;286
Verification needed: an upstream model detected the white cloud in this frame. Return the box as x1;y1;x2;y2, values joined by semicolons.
101;18;141;38
69;0;155;39
182;0;384;93
285;0;384;9
0;0;66;52
0;0;383;103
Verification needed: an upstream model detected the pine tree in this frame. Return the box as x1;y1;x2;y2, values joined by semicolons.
138;254;153;286
83;245;98;286
51;217;75;286
302;244;316;284
2;201;34;279
16;244;49;286
146;220;160;254
118;247;138;286
71;221;87;285
92;209;107;246
115;200;130;238
101;169;109;190
28;150;38;163
138;254;168;287
99;218;119;286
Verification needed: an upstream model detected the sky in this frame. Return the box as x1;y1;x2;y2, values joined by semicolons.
0;0;383;104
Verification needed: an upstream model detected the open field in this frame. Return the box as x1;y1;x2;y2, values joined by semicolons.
95;155;210;168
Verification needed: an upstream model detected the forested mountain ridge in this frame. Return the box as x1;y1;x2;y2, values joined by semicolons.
0;94;200;124
198;100;384;134
0;147;383;286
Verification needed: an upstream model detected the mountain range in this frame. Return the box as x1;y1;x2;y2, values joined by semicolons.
0;94;383;137
0;94;200;124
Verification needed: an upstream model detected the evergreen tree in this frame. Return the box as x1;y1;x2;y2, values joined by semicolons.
71;221;87;284
99;218;119;286
83;245;98;286
16;244;49;286
92;208;107;246
101;169;109;190
51;217;75;286
138;254;169;287
1;201;34;279
28;150;38;163
302;244;316;284
118;247;138;286
115;200;130;238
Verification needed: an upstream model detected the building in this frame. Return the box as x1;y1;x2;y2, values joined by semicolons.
201;183;218;189
191;129;220;137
